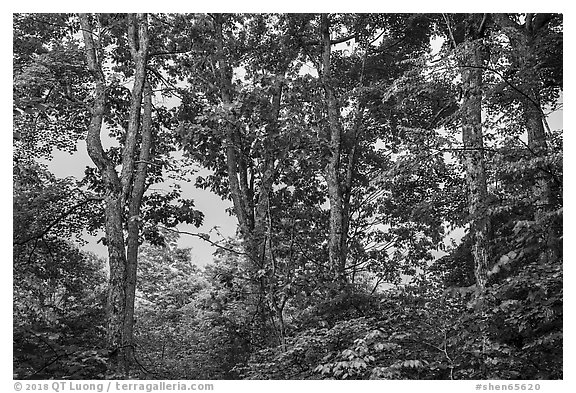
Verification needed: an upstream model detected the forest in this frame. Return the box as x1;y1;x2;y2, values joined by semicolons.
13;13;563;380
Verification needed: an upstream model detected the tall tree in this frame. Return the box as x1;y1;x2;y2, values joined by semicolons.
317;13;349;286
79;13;151;372
308;14;437;288
493;13;562;262
211;14;292;345
170;13;309;346
443;13;492;290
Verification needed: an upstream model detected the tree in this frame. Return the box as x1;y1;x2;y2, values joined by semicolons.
170;13;315;346
14;14;205;374
492;13;562;263
440;13;492;290
305;14;440;288
13;162;108;379
78;13;203;373
316;13;349;286
13;14;92;160
78;13;152;372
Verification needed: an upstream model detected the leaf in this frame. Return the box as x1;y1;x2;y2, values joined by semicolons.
403;359;423;368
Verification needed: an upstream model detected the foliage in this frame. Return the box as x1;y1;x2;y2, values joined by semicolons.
133;238;253;379
13;14;91;160
239;251;562;380
13;138;110;379
13;238;108;379
13;12;562;380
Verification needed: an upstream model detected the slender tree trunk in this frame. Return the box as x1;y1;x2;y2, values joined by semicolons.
214;16;252;239
214;17;265;343
253;82;290;347
460;14;491;290
121;14;150;208
124;81;153;368
320;14;347;287
519;14;551;218
492;13;561;264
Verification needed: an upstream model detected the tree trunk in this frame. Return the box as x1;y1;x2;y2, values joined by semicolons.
121;14;150;208
519;14;560;262
214;16;253;239
320;14;347;287
460;14;491;290
103;195;129;359
213;15;289;346
79;13;150;374
124;81;153;368
79;12;127;356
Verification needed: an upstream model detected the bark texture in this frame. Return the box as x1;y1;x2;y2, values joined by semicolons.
460;14;491;290
320;14;347;286
213;15;289;347
519;14;560;263
79;13;150;373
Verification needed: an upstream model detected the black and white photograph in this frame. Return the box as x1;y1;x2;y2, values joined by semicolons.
11;9;564;385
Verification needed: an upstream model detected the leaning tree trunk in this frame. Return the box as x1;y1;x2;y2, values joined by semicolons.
460;14;491;290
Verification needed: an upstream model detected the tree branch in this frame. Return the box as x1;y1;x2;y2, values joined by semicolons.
149;48;200;57
478;13;489;36
303;33;356;47
120;13;150;208
442;13;457;50
79;13;121;191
